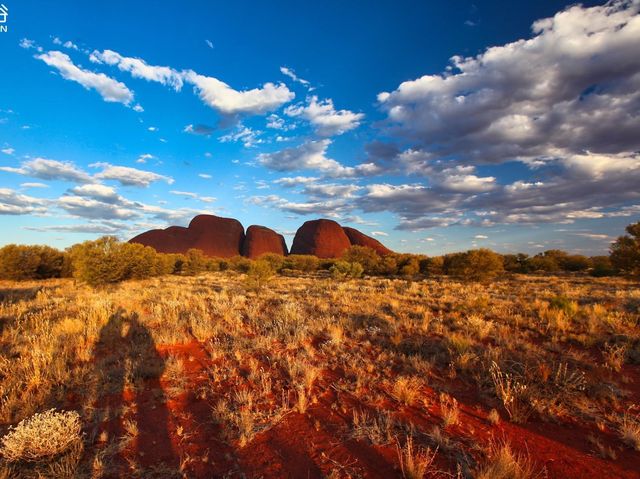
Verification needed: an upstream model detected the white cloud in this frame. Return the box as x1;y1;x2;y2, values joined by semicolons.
0;188;48;215
183;69;294;115
183;124;214;136
205;39;214;49
69;184;121;203
36;51;135;106
147;126;158;132
57;195;138;220
220;125;262;148
170;190;216;203
136;153;155;164
90;49;184;91
91;163;174;187
0;158;92;183
378;1;640;165
280;66;310;86
474;234;488;239
371;231;388;237
20;38;37;49
285;96;364;136
20;182;49;189
1;148;15;155
198;173;212;179
258;139;379;178
274;176;318;187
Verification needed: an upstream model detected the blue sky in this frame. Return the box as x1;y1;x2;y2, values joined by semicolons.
1;0;639;255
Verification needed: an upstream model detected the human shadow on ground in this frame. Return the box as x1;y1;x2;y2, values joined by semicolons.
90;308;178;474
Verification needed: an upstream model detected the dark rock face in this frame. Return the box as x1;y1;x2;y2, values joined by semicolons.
129;214;245;258
130;215;394;259
290;219;352;258
242;225;288;259
342;227;393;256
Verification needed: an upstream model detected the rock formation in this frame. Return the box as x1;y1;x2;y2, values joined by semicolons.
290;219;352;258
130;215;393;259
342;227;392;256
242;225;288;259
129;214;245;258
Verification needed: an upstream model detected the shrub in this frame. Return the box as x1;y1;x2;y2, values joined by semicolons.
245;259;276;291
419;256;444;276
67;236;163;286
375;255;398;276
396;255;420;276
342;246;380;275
610;221;640;277
590;256;616;277
284;254;319;272
0;244;66;280
182;248;208;275
330;261;364;279
502;254;531;274
257;253;286;272
228;255;252;273
0;409;82;462
445;249;504;281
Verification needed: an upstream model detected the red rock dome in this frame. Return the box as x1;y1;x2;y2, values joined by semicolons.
129;214;244;258
290;219;351;258
342;226;393;256
241;225;288;259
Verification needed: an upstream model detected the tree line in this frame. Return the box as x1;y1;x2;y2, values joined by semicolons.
1;221;638;286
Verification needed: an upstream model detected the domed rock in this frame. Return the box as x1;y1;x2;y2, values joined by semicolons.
242;225;288;259
290;219;351;258
129;214;245;258
188;214;245;258
343;226;393;256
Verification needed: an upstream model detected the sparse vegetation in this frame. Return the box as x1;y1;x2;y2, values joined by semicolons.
0;251;639;477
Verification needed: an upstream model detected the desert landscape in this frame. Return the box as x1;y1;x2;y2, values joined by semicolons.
0;215;639;478
2;0;640;477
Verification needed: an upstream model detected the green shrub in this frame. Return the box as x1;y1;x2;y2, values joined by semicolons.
284;255;319;272
610;221;640;277
590;256;616;277
444;248;504;281
245;259;276;291
395;254;420;276
0;244;66;280
257;253;286;272
67;236;163;286
419;256;444;275
329;261;364;279
342;246;380;275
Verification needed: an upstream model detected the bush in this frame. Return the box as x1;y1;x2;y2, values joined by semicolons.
284;255;319;272
329;261;364;279
610;221;640;277
245;259;276;291
342;246;380;275
502;254;531;274
444;249;504;281
419;256;444;275
228;255;252;273
590;256;616;277
257;253;286;272
396;254;420;276
68;236;163;286
182;248;207;275
0;409;82;462
0;245;66;280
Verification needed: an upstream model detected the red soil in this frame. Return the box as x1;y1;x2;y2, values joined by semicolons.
78;337;640;478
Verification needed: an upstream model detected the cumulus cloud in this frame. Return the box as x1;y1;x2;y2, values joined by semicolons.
0;188;48;215
2;148;15;155
285;96;364;136
57;195;138;220
36;51;135;106
69;184;122;203
91;163;174;187
273;176;318;187
377;0;640;165
220;125;263;148
90;49;184;91
258;139;380;178
248;194;349;217
0;158;93;183
183;69;294;115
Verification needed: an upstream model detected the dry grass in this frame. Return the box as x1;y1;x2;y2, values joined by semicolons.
0;273;638;477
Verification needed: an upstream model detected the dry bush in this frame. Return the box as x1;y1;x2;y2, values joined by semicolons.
489;362;533;423
0;409;82;462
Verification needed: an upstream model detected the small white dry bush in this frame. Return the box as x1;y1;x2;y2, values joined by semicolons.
0;409;82;462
